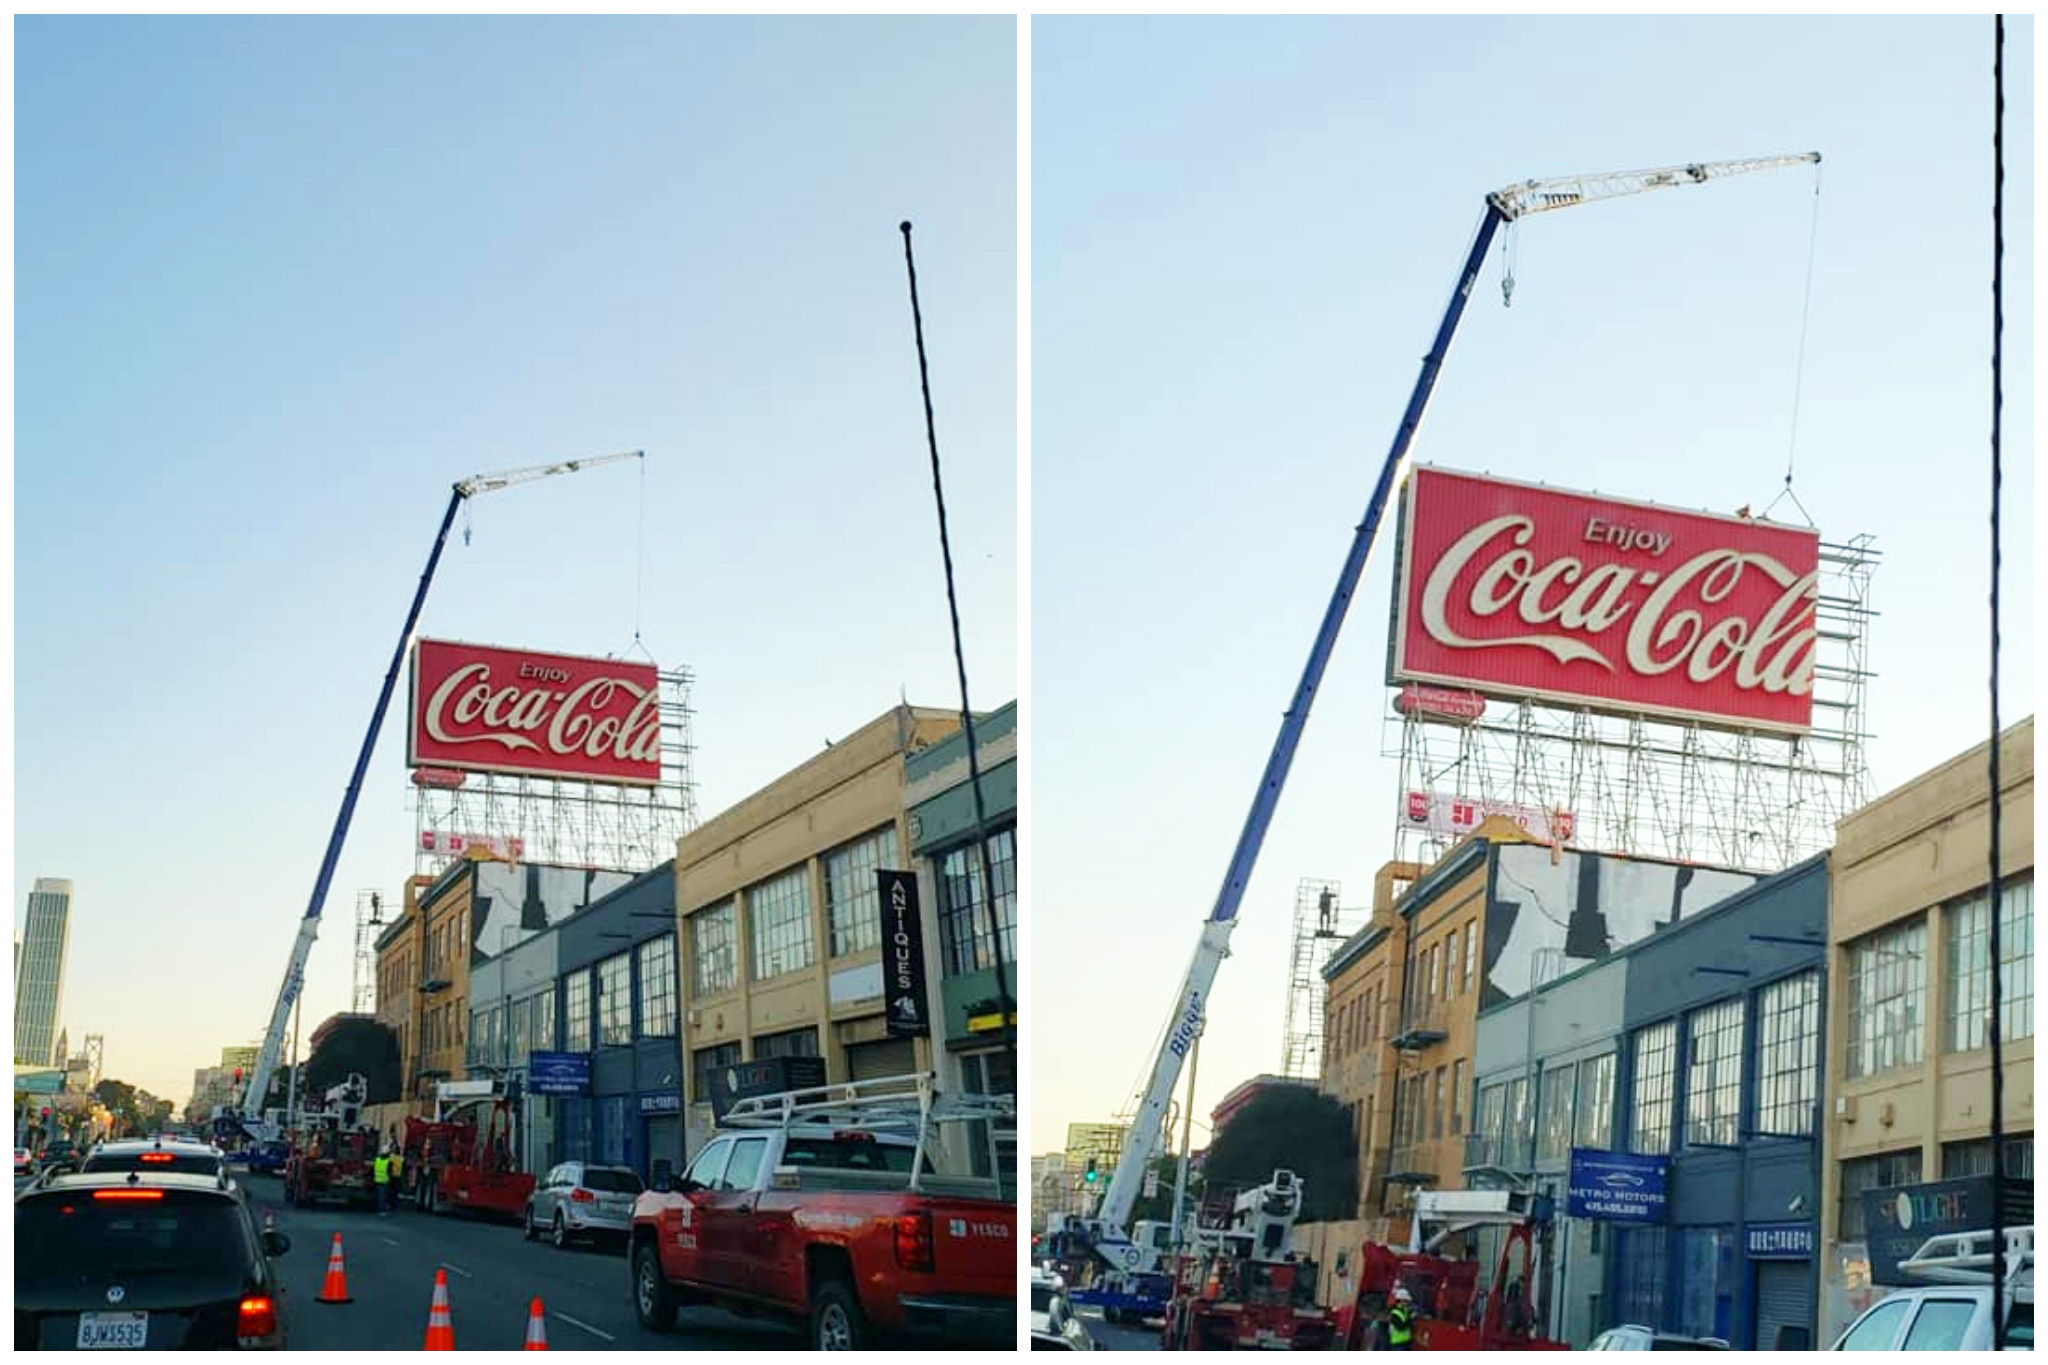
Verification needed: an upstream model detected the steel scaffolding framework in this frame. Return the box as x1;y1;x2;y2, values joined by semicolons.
351;890;386;1014
1384;535;1878;874
1282;878;1364;1082
409;665;701;876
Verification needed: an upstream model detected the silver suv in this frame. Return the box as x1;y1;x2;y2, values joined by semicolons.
524;1161;643;1249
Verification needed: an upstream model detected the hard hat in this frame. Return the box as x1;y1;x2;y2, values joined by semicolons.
1393;1286;1413;1303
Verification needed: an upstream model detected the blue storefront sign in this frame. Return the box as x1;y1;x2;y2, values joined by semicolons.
1566;1147;1670;1223
528;1051;591;1096
1745;1221;1816;1259
638;1091;681;1115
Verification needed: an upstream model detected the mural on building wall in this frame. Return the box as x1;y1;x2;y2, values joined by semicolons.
471;863;634;961
1484;847;1758;1004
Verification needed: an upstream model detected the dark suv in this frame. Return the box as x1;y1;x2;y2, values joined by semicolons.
14;1170;293;1349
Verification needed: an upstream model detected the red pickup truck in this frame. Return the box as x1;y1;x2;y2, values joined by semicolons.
628;1074;1016;1349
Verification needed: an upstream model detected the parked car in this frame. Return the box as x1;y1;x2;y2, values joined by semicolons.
244;1141;292;1176
1586;1324;1730;1350
526;1162;643;1249
1031;1268;1096;1350
14;1169;294;1348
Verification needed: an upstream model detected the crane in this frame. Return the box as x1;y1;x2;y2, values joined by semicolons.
232;451;643;1137
1072;152;1820;1277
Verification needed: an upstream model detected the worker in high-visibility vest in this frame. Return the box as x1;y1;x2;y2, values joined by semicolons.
389;1147;405;1208
373;1151;393;1216
1387;1285;1416;1350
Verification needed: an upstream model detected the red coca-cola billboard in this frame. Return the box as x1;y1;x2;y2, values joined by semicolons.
408;638;661;786
1389;467;1821;733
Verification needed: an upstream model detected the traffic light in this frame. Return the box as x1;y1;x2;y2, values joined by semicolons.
1084;1158;1100;1184
40;1107;51;1120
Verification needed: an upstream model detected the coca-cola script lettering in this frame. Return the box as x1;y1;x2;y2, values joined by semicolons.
409;639;662;785
1391;468;1822;733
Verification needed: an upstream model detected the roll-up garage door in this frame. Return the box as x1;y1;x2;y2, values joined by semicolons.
1754;1259;1815;1350
846;1038;917;1081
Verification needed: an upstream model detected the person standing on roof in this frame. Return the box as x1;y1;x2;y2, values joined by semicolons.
1387;1285;1416;1350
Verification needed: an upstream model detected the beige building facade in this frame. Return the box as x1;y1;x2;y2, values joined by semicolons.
1819;717;2035;1340
675;704;962;1152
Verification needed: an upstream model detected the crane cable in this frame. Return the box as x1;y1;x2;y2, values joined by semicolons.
1765;162;1825;527
1988;11;2008;1331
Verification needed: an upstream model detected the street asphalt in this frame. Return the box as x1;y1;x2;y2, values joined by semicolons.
1075;1305;1163;1351
238;1174;804;1351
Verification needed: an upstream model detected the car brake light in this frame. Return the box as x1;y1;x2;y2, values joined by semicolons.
140;1152;174;1164
237;1295;278;1345
894;1212;935;1273
93;1190;165;1202
570;1188;596;1203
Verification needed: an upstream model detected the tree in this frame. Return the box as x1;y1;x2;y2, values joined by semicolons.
1199;1085;1358;1222
304;1019;402;1104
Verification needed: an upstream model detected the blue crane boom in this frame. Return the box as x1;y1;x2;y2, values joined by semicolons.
1080;152;1819;1267
234;452;643;1133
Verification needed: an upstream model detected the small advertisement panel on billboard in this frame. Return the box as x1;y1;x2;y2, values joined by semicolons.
1566;1147;1669;1223
707;1056;828;1121
408;638;661;786
1389;467;1822;733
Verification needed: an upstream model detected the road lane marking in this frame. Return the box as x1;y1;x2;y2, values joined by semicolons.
554;1312;616;1343
437;1261;474;1278
380;1237;401;1247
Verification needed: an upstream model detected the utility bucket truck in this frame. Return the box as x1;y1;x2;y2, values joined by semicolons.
1336;1189;1568;1351
1159;1169;1338;1351
401;1079;533;1220
282;1073;377;1209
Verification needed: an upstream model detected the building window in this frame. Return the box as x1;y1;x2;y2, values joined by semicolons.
1846;918;1927;1078
823;825;900;958
1574;1052;1616;1150
1538;1062;1575;1163
1941;1135;2035;1180
1427;945;1440;1000
692;1041;741;1105
637;935;677;1039
1477;1083;1507;1166
1432;1068;1446;1139
564;970;591;1053
1504;1075;1530;1165
466;1009;483;1067
1630;1020;1677;1155
1463;923;1476;993
1947;878;2034;1052
597;952;632;1047
1685;998;1743;1148
1755;970;1820;1137
1451;1059;1466;1137
532;989;556;1053
748;867;814;981
753;1026;819;1060
937;827;1018;977
690;901;738;996
1839;1149;1922;1241
508;996;530;1063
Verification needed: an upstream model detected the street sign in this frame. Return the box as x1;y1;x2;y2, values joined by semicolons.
1745;1222;1816;1259
527;1051;591;1096
1566;1147;1670;1223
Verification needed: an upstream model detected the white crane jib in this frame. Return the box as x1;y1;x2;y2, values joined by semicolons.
1077;151;1819;1275
237;451;643;1135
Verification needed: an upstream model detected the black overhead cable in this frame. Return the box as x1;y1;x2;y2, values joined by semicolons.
1988;12;2007;1329
899;221;1015;1062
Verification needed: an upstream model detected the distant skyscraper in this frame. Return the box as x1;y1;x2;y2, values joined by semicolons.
15;878;72;1068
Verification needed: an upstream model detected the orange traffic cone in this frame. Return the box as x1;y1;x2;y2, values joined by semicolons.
316;1233;353;1304
523;1297;548;1350
422;1268;456;1350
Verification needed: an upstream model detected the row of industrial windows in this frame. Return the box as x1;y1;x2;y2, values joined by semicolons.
1473;969;1823;1167
1844;877;2033;1079
1328;981;1386;1065
1837;1135;2034;1240
470;934;679;1066
1410;917;1477;1021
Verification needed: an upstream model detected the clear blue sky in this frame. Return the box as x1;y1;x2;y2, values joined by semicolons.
15;16;1017;1105
1031;16;2034;1154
